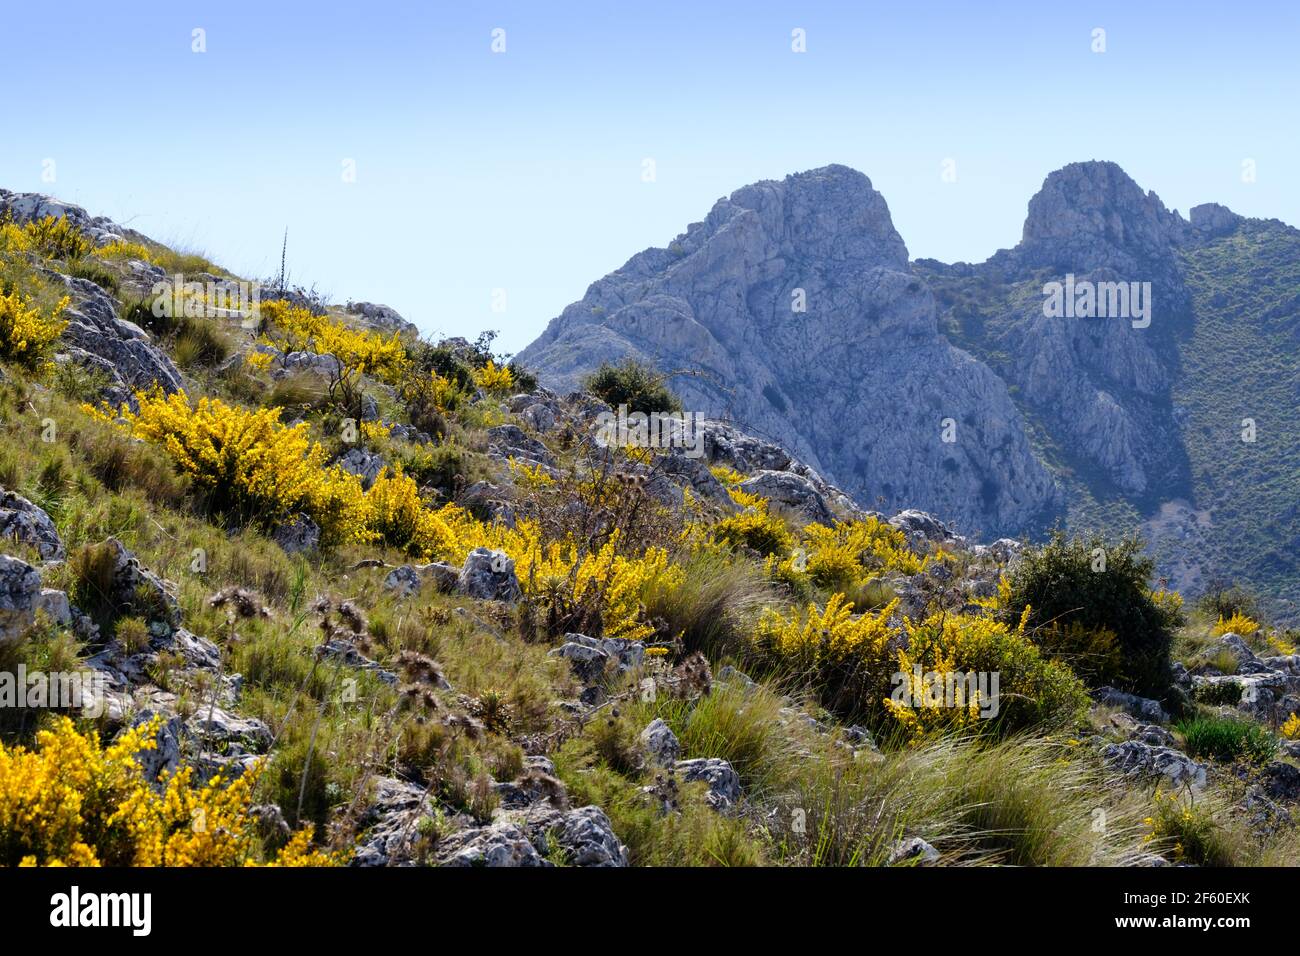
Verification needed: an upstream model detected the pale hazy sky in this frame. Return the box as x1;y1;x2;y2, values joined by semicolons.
3;1;1295;352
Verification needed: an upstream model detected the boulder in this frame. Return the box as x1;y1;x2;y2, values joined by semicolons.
36;588;72;627
383;565;421;598
549;641;612;684
345;301;418;337
458;548;522;603
57;274;185;396
486;425;554;468
0;489;65;560
887;836;941;866
639;718;681;768
1094;686;1168;724
336;447;387;490
1103;740;1207;789
545;806;628;867
888;509;960;546
737;470;833;525
437;820;550;868
676;757;741;811
127;710;184;784
0;555;42;646
272;514;320;554
101;538;180;629
352;776;439;867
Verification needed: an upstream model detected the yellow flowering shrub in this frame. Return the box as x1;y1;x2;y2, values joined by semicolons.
97;239;154;263
364;466;443;554
0;222;33;258
708;464;746;487
0;717;335;867
711;489;793;557
258;299;410;410
885;609;1089;740
244;349;275;373
497;526;683;641
1281;713;1300;741
360;420;392;444
1212;611;1259;637
0;286;68;372
21;215;93;260
473;359;514;394
754;594;897;717
401;506;680;641
1268;634;1298;656
971;573;1013;613
753;596;1088;738
509;457;555;489
402;369;466;415
1151;587;1184;620
799;516;926;588
93;389;371;545
1141;788;1228;866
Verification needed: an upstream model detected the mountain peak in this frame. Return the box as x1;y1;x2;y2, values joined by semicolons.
710;164;910;269
1018;160;1189;269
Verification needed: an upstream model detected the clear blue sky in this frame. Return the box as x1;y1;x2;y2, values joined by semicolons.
3;1;1295;353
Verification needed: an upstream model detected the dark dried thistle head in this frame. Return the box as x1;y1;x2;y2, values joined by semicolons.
443;712;485;741
397;649;445;686
398;682;441;712
208;586;271;620
337;600;367;635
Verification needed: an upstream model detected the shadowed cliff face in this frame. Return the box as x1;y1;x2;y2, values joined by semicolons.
517;164;1061;538
948;161;1198;501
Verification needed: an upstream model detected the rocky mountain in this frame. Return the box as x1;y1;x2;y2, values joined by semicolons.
2;181;1299;873
518;166;1059;538
519;162;1300;620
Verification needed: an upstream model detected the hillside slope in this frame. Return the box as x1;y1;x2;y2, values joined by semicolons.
0;189;1298;869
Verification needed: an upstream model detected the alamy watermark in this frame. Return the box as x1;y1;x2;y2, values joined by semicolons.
889;667;1001;719
0;666;108;718
150;275;261;322
594;404;706;458
1042;273;1151;329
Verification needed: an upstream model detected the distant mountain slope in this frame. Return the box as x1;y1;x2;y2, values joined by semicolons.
517;165;1059;538
519;163;1300;619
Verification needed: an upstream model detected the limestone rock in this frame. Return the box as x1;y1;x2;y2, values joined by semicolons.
458;548;522;603
676;757;741;811
272;513;321;554
0;489;65;561
639;718;681;768
0;554;42;646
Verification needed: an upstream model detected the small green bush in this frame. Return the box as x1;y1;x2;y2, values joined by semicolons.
583;357;682;415
1003;532;1180;700
173;317;232;369
1176;715;1276;764
1197;581;1261;624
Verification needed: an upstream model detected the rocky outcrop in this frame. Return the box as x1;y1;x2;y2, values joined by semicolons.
100;538;181;630
518;164;1059;538
0;189;142;246
1103;740;1207;789
58;276;185;402
345;301;418;337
